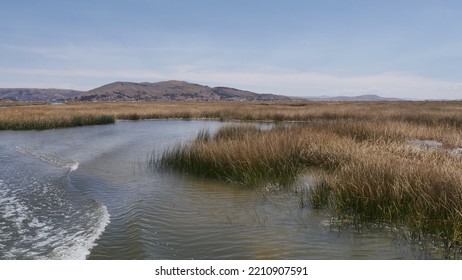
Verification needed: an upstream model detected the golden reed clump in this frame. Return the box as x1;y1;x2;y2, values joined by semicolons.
158;122;462;247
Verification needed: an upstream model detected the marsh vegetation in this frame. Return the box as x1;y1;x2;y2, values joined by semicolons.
2;101;462;130
3;100;462;254
152;101;462;251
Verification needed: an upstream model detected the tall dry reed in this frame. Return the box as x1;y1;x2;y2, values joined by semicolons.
156;119;462;247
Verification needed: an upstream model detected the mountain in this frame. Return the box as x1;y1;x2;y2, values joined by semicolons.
303;94;403;101
0;83;406;103
74;81;290;102
0;88;82;102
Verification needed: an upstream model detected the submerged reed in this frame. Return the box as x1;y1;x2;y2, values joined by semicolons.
157;125;301;186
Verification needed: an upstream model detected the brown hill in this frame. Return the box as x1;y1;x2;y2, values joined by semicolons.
75;81;290;102
0;88;82;102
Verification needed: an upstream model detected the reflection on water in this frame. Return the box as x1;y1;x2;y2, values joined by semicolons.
0;120;452;259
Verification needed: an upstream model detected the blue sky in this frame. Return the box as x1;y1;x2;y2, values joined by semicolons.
1;0;461;99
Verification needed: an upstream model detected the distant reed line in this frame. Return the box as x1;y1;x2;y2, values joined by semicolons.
1;101;462;130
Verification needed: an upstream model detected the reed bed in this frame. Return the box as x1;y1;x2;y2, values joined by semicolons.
156;125;349;186
155;107;462;247
0;103;116;130
3;100;462;249
1;101;462;131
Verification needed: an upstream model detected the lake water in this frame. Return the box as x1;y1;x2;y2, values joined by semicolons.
0;120;449;259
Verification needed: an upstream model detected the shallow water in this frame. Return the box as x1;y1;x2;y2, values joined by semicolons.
0;120;449;259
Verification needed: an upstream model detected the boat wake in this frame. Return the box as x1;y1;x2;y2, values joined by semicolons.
0;146;110;259
15;146;80;172
0;178;110;259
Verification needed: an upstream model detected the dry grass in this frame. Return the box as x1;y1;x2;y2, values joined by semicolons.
156;125;353;186
0;103;115;129
152;101;462;248
1;101;462;132
329;144;462;245
0;102;462;130
158;124;462;247
3;101;462;248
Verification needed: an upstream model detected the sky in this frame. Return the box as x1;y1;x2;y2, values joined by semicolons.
1;0;461;99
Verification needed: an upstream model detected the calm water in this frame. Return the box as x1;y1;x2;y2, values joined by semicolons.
0;120;448;259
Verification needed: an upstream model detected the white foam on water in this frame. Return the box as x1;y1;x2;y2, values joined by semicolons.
0;184;29;229
14;146;79;172
0;182;36;259
50;204;111;260
0;177;110;260
29;217;46;228
69;162;80;172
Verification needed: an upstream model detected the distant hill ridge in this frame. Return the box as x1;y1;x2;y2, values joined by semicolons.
0;88;82;102
0;81;407;102
74;80;290;102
